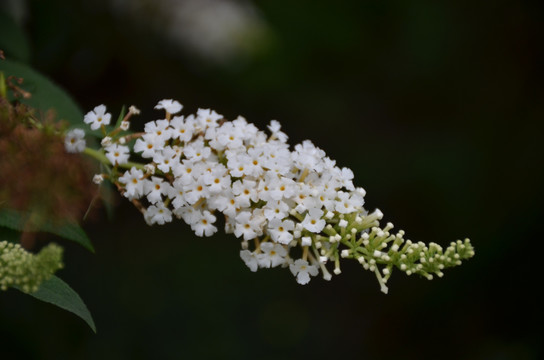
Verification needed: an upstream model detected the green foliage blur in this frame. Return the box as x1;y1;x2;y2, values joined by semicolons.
1;0;542;359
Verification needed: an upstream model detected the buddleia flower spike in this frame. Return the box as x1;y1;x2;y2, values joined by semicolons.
75;100;474;293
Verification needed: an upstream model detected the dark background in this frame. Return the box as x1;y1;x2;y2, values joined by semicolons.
1;0;543;359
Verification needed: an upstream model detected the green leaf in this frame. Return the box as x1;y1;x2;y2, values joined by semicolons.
23;275;96;333
49;222;95;253
0;11;31;63
0;208;94;252
0;59;84;128
114;105;126;129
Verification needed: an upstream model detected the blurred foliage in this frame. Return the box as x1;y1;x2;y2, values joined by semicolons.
1;0;543;359
0;21;98;334
0;10;31;63
0;209;94;252
0;59;83;126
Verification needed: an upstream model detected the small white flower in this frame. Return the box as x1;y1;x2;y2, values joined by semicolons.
226;151;252;178
267;119;281;133
340;167;355;191
293;185;320;212
153;146;179;173
145;176;171;204
84;104;111;130
289;259;319;285
134;133;164;158
335;191;359;214
196;108;222;129
244;147;266;178
145;203;173;225
207;122;243;150
120;120;130;131
207;191;237;217
191;210;217;237
172;160;204;186
267;218;295;245
101;136;113;147
263;200;290;221
240;250;259;272
155;99;182;114
258;242;287;268
174;206;203;225
118;168;145;200
267;120;288;142
231;179;258;208
92;174;104;185
168;180;188;209
64;128;86;153
145;119;172;142
234;211;262;241
301;208;326;233
105;144;130;165
183;139;211;162
268;177;296;201
169;115;194;142
144;163;156;175
183;176;210;205
203;165;231;193
129;105;140;115
293;140;326;173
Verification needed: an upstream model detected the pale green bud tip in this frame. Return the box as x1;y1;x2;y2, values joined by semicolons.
301;237;312;246
0;241;64;293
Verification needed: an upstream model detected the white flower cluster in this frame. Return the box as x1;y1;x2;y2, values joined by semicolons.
79;99;474;291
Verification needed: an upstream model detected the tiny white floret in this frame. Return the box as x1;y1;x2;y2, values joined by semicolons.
84;105;111;130
64;128;86;153
155;99;182;114
92;174;104;185
289;259;319;285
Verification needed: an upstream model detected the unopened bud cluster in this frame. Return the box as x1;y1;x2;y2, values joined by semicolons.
0;241;64;293
73;99;474;292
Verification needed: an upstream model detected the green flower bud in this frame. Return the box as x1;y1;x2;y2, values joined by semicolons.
0;241;63;293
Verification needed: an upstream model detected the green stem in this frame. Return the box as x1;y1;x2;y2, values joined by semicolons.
121;161;146;171
0;71;6;99
83;147;145;170
83;147;108;164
